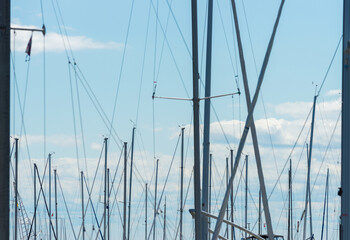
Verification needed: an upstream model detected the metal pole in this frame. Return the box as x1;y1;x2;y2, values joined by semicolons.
145;183;148;240
212;0;285;238
128;127;135;240
104;137;108;240
34;164;37;240
49;153;52;240
245;156;248;240
107;168;110;240
291;160;293;240
153;159;159;240
209;153;212;239
321;168;329;240
191;0;201;237
81;171;85;240
0;0;10;237
288;160;291;240
258;190;261;235
201;0;214;237
54;169;58;240
226;157;229;238
14;138;18;240
230;150;234;240
180;128;184;240
303;95;317;240
124;142;127;240
163;197;166;240
341;1;350;238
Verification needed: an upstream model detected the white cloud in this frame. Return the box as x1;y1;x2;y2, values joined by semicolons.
11;24;124;54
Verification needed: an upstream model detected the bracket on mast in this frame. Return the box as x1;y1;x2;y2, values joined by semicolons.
11;24;46;36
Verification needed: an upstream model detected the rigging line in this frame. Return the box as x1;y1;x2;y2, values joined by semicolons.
74;65;123;149
135;0;152;126
11;54;34;180
311;110;341;193
147;132;182;240
240;0;284;202
108;0;135;137
130;186;146;238
149;0;191;98
68;62;81;173
83;176;104;240
317;35;342;96
56;174;78;240
216;0;238;76
53;0;76;59
163;0;192;57
39;0;45;24
73;63;89;183
49;0;70;59
153;0;174;94
267;106;313;200
153;0;159;95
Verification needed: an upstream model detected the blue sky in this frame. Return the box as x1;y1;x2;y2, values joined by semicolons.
9;0;343;239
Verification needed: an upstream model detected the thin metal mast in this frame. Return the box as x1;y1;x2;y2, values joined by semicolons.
124;142;127;240
0;0;10;236
201;0;214;237
245;155;248;240
191;0;201;237
288;160;292;240
54;169;58;240
163;197;166;240
209;153;212;239
321;168;329;240
104;137;108;240
34;164;37;240
180;127;185;240
128;127;136;240
49;153;52;240
14;138;18;240
153;159;159;240
107;168;110;240
226;157;229;238
212;0;285;238
258;190;261;235
303;95;317;240
81;171;85;240
230;150;234;240
145;183;148;240
341;0;350;238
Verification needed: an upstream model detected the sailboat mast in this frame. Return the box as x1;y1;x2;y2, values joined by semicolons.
0;0;10;237
180;127;184;240
226;157;229;238
230;150;234;240
303;95;317;240
341;0;350;238
81;171;85;240
288;159;292;240
321;168;329;240
107;168;110;240
201;0;214;237
34;164;37;240
245;155;248;240
209;153;212;239
54;169;58;240
145;183;148;240
14;138;18;240
153;159;159;240
49;153;52;240
127;127;135;240
163;197;166;240
123;142;127;240
104;137;108;240
191;0;201;237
